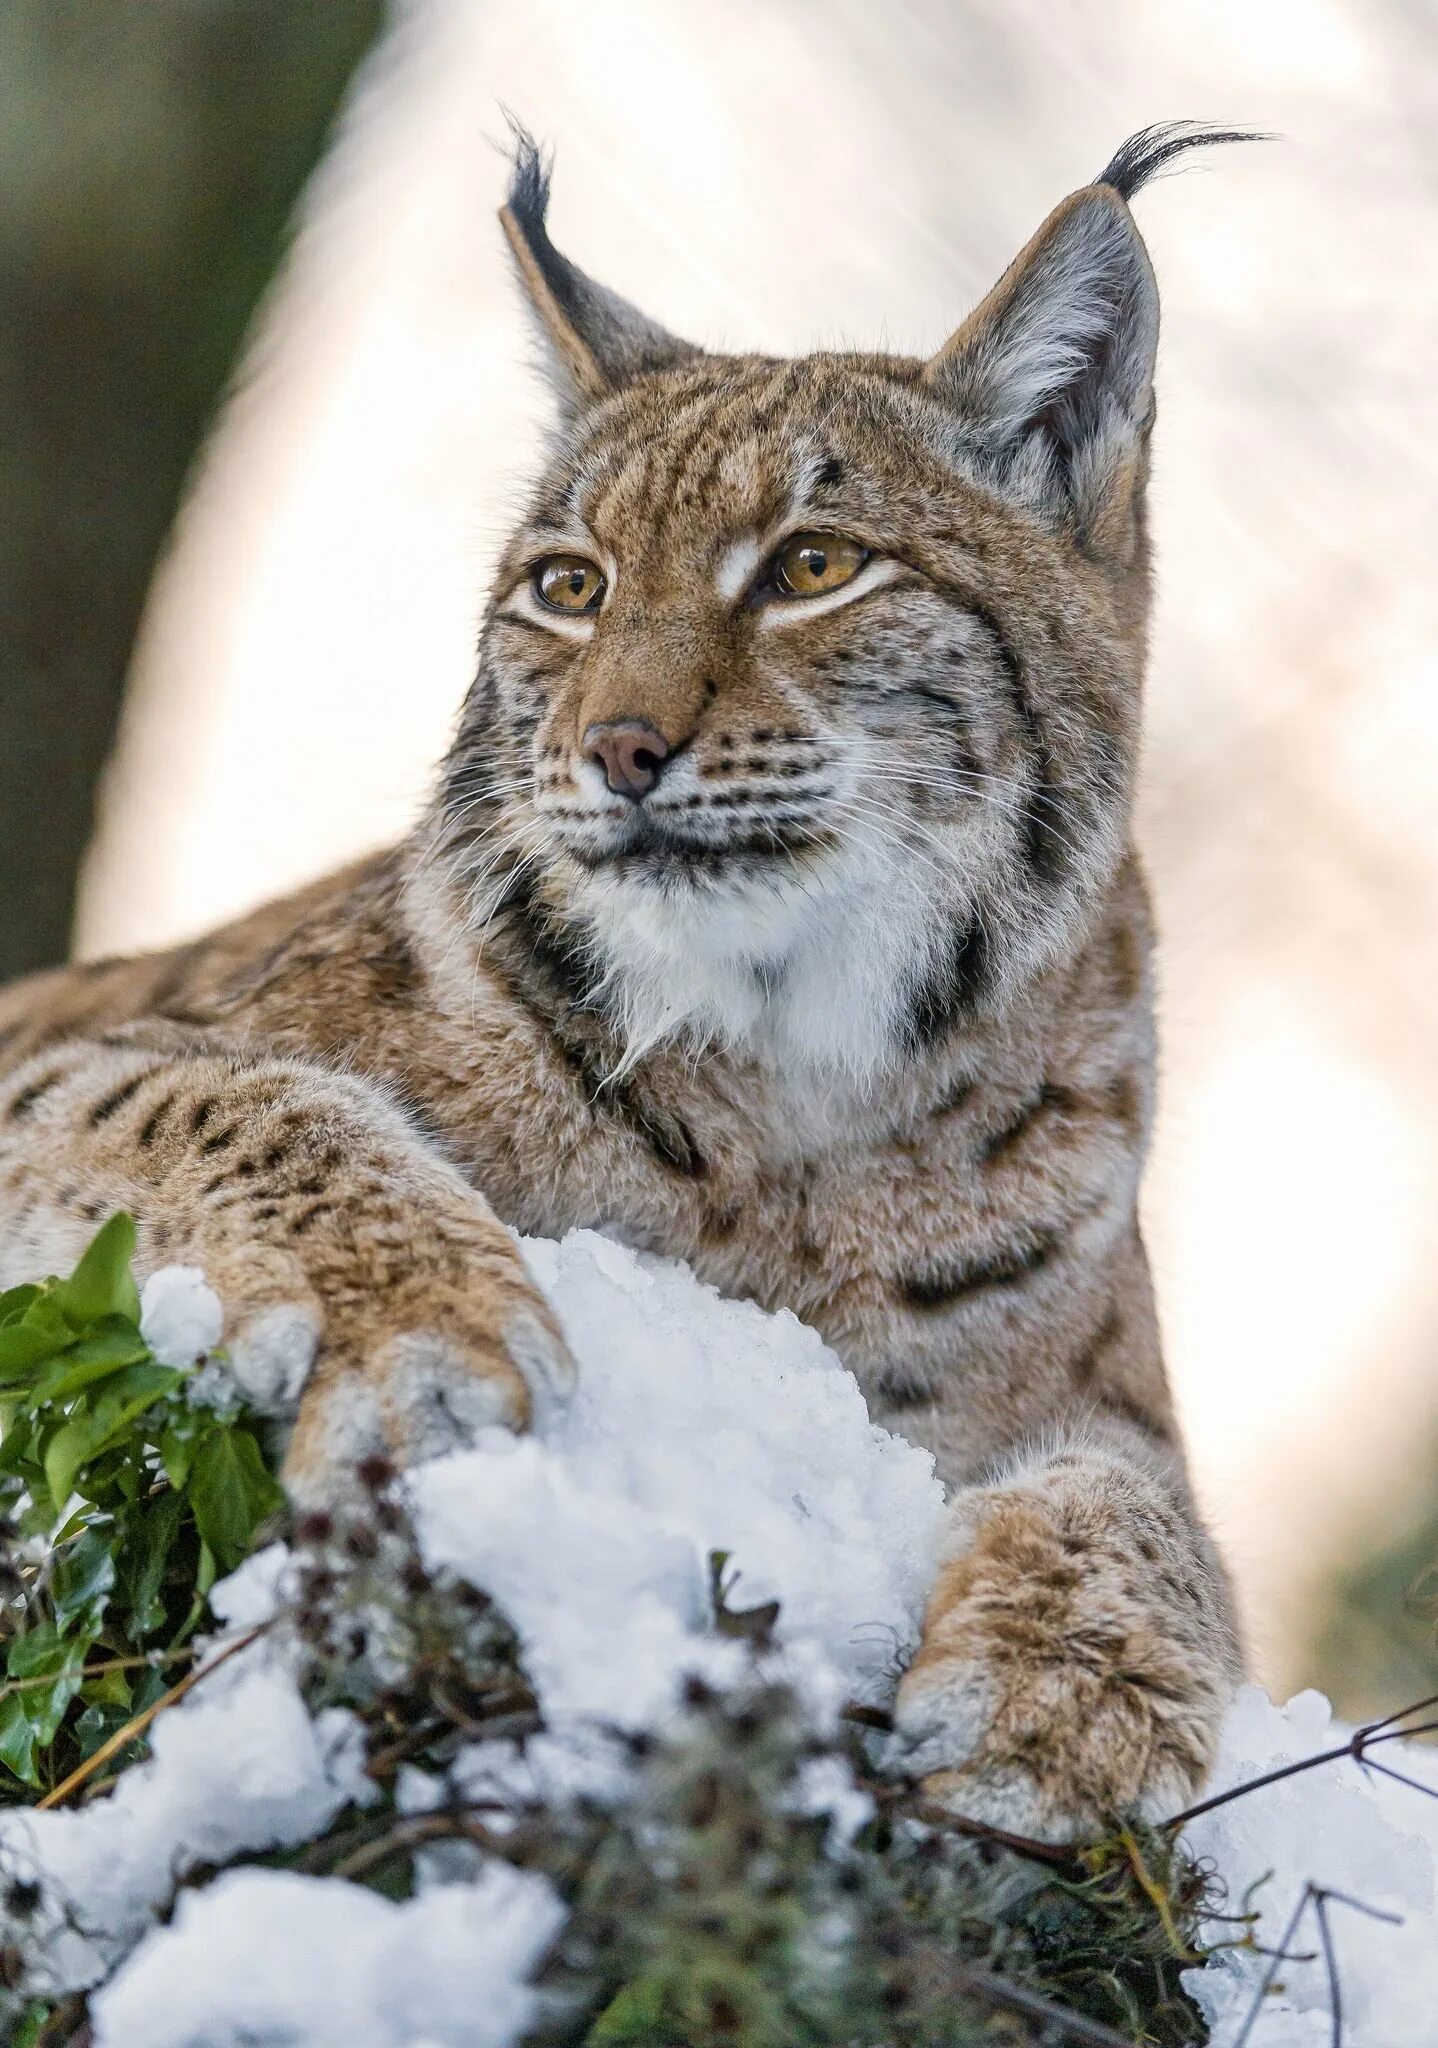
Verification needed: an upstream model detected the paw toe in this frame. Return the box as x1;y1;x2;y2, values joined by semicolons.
501;1303;576;1431
888;1655;992;1782
377;1330;530;1456
228;1301;323;1415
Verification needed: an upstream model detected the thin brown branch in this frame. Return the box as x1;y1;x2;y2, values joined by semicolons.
0;1643;199;1703
35;1625;268;1811
955;1965;1140;2047
1166;1695;1438;1831
286;1797;515;1879
840;1699;895;1734
902;1792;1081;1870
362;1715;449;1784
328;1807;524;1884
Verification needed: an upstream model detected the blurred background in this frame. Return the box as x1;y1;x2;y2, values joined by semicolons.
2;0;1434;1706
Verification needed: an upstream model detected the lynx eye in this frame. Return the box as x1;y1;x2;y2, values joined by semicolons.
534;554;606;613
769;531;868;600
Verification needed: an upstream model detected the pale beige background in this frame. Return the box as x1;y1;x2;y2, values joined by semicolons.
77;0;1438;1689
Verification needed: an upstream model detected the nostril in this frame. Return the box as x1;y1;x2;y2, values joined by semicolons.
583;719;672;800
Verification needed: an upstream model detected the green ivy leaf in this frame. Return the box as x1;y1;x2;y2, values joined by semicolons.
589;1978;670;2044
42;1362;183;1507
188;1426;285;1571
81;1663;133;1712
0;1693;39;1786
0;1282;39;1328
54;1212;141;1329
13;2000;53;2048
0;1406;36;1475
160;1421;194;1491
72;1697;127;1760
116;1487;184;1640
25;1319;151;1408
0;1299;74;1386
52;1522;116;1633
6;1620;92;1746
0;1216;286;1803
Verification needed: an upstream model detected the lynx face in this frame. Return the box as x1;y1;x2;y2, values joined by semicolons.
433;130;1226;1076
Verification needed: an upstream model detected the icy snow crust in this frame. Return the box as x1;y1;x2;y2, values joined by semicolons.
4;1230;1436;2046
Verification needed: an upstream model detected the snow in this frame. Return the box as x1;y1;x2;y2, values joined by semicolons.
6;1228;1438;2046
1;1658;370;1995
1184;1687;1438;2048
89;1863;565;2048
138;1265;224;1371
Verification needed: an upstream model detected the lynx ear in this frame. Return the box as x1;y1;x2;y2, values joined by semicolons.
924;123;1259;536
500;129;699;405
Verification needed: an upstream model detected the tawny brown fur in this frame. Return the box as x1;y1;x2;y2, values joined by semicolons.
0;125;1246;1839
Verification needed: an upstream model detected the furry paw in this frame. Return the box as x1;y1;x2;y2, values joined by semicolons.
282;1277;574;1505
889;1471;1234;1843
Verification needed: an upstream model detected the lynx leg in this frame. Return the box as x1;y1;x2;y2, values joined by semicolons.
0;1032;575;1501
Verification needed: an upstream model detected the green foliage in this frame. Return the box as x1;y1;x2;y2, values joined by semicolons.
0;1215;284;1798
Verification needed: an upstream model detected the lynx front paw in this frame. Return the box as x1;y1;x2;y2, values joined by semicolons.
890;1474;1234;1843
282;1275;574;1506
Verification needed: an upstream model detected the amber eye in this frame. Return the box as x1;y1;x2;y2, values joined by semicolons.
769;531;868;600
534;555;606;613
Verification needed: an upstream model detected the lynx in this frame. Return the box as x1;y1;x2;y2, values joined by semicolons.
0;122;1251;1840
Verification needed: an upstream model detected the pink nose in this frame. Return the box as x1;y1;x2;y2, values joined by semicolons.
583;719;672;800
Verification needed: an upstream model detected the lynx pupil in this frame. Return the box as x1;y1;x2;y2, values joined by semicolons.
535;554;605;612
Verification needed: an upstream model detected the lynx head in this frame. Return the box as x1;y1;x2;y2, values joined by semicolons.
433;124;1253;1080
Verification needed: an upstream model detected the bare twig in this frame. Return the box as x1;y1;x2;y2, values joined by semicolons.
954;1965;1140;2046
1231;1881;1402;2048
1232;1883;1315;2048
1312;1891;1342;2048
0;1643;201;1703
328;1808;516;1883
1355;1753;1438;1802
902;1792;1081;1871
34;1625;268;1811
284;1795;519;1880
1166;1695;1438;1831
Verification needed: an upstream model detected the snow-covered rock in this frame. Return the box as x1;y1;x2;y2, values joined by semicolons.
6;1228;1437;2045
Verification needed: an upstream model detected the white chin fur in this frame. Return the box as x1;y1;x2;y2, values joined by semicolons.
570;819;966;1085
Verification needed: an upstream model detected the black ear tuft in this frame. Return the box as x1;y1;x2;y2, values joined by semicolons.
1097;121;1268;201
503;118;554;246
497;112;698;405
500;115;591;354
